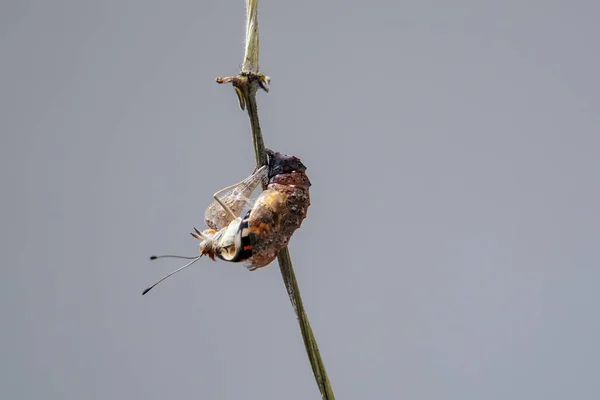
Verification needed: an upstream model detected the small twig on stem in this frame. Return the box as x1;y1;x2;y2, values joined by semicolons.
216;1;335;399
215;74;268;168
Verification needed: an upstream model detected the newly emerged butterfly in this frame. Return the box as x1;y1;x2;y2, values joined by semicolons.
143;150;311;294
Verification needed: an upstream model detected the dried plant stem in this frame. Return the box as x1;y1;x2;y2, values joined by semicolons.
241;78;268;167
277;247;335;399
216;1;335;399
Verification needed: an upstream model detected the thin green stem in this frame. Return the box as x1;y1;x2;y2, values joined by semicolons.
244;81;267;168
277;248;335;399
216;1;335;398
244;83;334;398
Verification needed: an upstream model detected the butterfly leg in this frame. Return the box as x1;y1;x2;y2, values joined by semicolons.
213;181;245;221
212;166;268;221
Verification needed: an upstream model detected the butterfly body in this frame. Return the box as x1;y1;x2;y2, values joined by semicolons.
193;150;311;270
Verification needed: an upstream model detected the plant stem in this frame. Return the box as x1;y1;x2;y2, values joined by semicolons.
277;247;335;399
216;1;335;399
244;81;267;168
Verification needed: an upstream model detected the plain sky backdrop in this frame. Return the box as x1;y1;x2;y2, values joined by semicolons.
1;1;599;399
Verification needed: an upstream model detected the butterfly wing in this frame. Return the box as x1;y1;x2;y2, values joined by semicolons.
204;166;268;230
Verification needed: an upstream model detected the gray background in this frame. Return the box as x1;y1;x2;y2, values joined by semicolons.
1;1;599;399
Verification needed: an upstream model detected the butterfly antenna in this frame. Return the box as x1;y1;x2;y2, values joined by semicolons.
142;256;202;295
150;255;199;260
